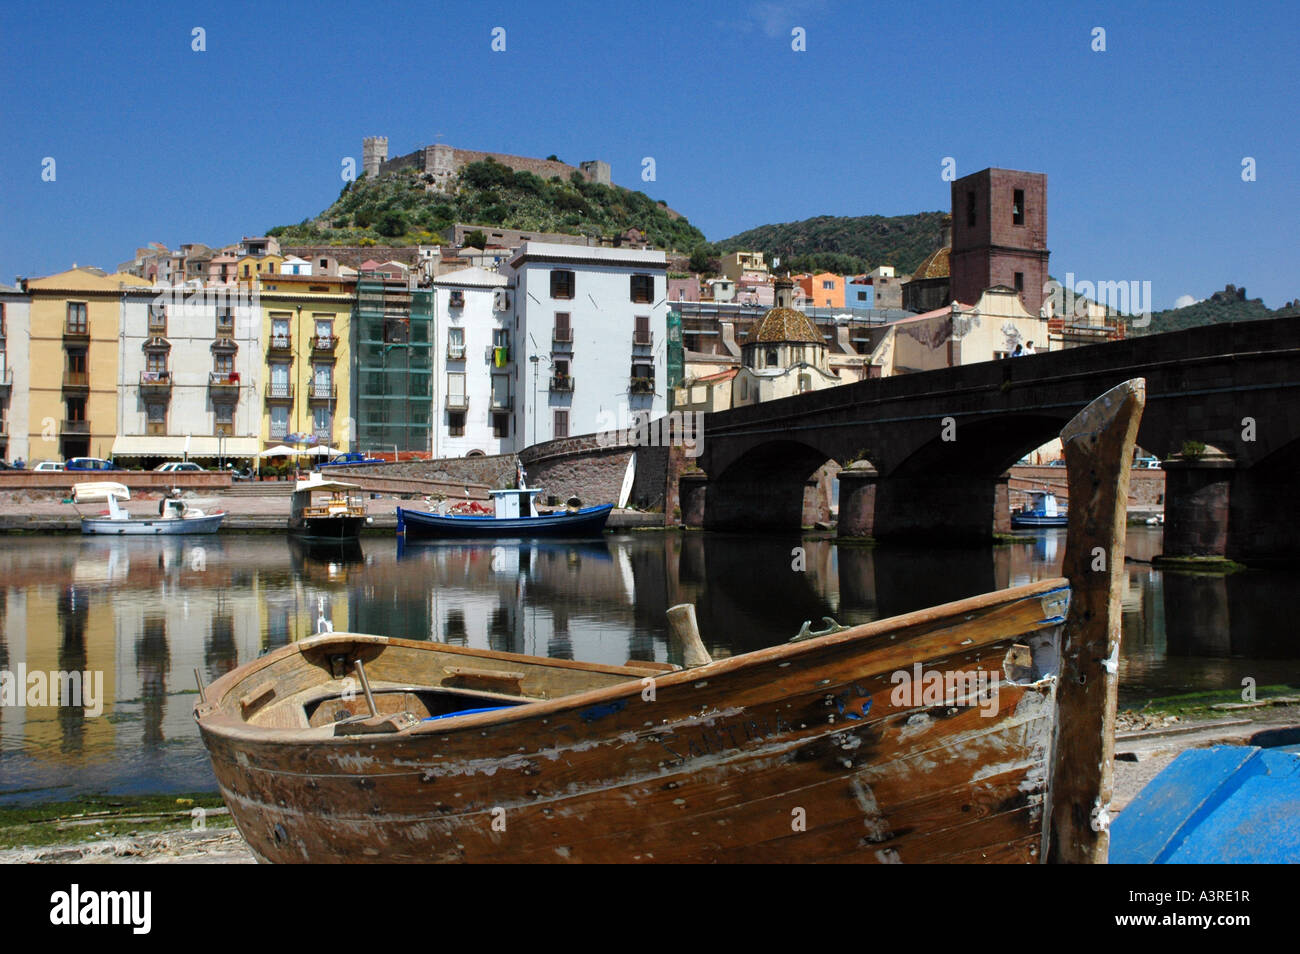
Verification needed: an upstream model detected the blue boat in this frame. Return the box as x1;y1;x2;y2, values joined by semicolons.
1011;490;1068;528
397;487;613;540
1110;736;1300;863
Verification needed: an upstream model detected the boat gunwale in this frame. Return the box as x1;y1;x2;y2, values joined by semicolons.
196;575;1069;744
398;503;614;525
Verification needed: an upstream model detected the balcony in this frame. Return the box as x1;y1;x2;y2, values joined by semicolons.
307;384;337;404
265;382;294;403
445;391;469;410
139;370;173;395
62;370;90;391
550;374;575;392
629;376;655;395
490;393;513;411
633;331;654;349
552;327;573;345
446;344;466;362
310;334;338;355
268;333;292;354
209;372;241;396
62;419;91;435
63;323;90;342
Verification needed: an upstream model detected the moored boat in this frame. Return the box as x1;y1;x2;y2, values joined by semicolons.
289;474;370;541
1011;489;1068;528
195;379;1146;863
398;487;612;540
80;485;224;535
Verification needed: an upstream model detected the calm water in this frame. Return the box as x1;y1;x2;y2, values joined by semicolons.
0;527;1296;804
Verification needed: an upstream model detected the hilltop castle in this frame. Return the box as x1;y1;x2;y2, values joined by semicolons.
362;137;611;194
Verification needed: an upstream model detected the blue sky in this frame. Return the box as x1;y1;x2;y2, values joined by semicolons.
1;0;1296;309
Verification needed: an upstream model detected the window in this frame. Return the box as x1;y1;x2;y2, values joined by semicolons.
269;363;290;398
66;397;87;421
0;302;5;336
312;406;331;439
449;411;466;436
217;308;234;336
146;351;167;374
447;326;465;359
447;372;467;408
493;413;509;438
215;404;234;424
66;302;88;333
553;312;572;343
798;373;812;392
554;409;569;438
630;274;653;303
1013;189;1025;226
271;316;290;348
766;347;779;367
857;291;867;301
634;314;651;346
554;358;570;378
314;318;333;347
822;280;835;290
966;191;976;228
313;364;332;398
270;405;289;438
214;354;234;376
491;374;510;409
146;403;166;434
148;304;167;333
550;270;575;300
1014;272;1024;292
67;349;88;377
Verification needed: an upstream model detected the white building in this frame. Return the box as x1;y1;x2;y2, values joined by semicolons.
0;285;31;463
279;255;312;276
112;284;262;465
432;266;515;458
503;242;667;446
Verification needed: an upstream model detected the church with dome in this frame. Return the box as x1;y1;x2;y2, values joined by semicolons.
732;277;842;408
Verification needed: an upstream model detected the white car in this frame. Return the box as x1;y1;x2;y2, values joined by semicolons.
154;462;204;473
33;460;66;472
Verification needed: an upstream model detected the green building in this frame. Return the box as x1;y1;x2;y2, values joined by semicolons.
354;275;432;454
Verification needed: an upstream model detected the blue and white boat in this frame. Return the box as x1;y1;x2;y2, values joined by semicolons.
1011;489;1068;528
397;486;613;541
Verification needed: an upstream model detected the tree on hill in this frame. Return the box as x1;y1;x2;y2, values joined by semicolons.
463;229;487;249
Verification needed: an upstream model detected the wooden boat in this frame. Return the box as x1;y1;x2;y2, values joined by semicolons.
81;487;224;535
289;474;370;541
398;487;612;541
195;378;1145;863
1011;489;1068;528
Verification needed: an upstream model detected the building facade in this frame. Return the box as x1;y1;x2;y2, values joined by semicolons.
949;168;1049;315
0;285;30;463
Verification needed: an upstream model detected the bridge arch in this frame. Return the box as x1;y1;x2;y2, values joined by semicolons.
703;439;846;532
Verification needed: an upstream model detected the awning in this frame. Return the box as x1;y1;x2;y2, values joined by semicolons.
110;436;262;458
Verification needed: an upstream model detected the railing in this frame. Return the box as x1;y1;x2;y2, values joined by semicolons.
307;384;337;402
209;372;241;388
62;419;91;434
63;323;89;337
445;391;469;409
629;377;655;394
550;375;574;392
62;371;90;388
311;335;338;352
265;382;294;401
269;334;292;350
490;395;513;411
633;331;654;347
139;370;172;389
447;345;466;361
552;327;573;344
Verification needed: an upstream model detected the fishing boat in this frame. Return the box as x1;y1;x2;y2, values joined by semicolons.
80;485;224;535
289;474;370;541
194;379;1145;863
397;486;613;541
1011;489;1068;528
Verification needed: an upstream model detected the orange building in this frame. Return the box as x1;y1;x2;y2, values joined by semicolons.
795;272;844;309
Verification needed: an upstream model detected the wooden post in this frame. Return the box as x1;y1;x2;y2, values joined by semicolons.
1049;378;1145;863
666;603;713;668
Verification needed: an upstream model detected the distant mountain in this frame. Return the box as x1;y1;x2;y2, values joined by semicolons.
268;159;708;251
1131;285;1300;336
714;211;948;275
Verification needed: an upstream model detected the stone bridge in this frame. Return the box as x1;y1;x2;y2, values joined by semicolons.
685;315;1300;565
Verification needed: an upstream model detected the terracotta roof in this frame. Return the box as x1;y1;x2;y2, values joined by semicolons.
752;306;824;344
911;246;951;280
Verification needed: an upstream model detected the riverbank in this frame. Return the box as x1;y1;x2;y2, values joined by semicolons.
5;700;1294;863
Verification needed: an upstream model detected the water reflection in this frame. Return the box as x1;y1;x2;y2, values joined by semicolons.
0;526;1294;803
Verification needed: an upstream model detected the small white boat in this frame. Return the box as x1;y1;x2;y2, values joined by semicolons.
72;481;130;504
79;484;225;535
289;474;370;541
1011;490;1068;529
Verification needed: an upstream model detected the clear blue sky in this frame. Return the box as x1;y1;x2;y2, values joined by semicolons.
2;0;1296;309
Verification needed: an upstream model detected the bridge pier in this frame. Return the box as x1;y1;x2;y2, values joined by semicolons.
1226;446;1300;566
678;473;708;528
836;462;878;538
1160;455;1234;558
873;473;1003;544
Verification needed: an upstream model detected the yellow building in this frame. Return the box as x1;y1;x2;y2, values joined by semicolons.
236;253;284;287
23;267;137;461
256;273;355;452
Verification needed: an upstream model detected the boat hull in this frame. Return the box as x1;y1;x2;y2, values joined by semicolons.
289;516;366;541
82;513;225;535
397;503;613;540
1011;514;1068;528
197;579;1069;864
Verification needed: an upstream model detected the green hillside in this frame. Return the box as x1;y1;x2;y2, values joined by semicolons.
1131;285;1299;335
268;160;708;251
714;211;948;275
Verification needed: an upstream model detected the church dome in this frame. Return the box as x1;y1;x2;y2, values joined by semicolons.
753;306;824;344
911;245;950;280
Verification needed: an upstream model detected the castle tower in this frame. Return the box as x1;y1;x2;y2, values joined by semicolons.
949;168;1049;314
580;160;611;186
363;136;388;178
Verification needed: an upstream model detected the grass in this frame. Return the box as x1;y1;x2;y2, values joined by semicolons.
0;792;231;849
1121;684;1300;720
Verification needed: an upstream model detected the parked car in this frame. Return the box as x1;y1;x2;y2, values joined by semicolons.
1134;456;1162;469
66;457;119;472
154;462;204;473
324;452;382;466
33;461;66;472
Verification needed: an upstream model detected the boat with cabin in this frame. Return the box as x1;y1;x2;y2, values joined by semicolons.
397;485;613;541
194;380;1145;863
1011;489;1068;528
289;474;370;541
